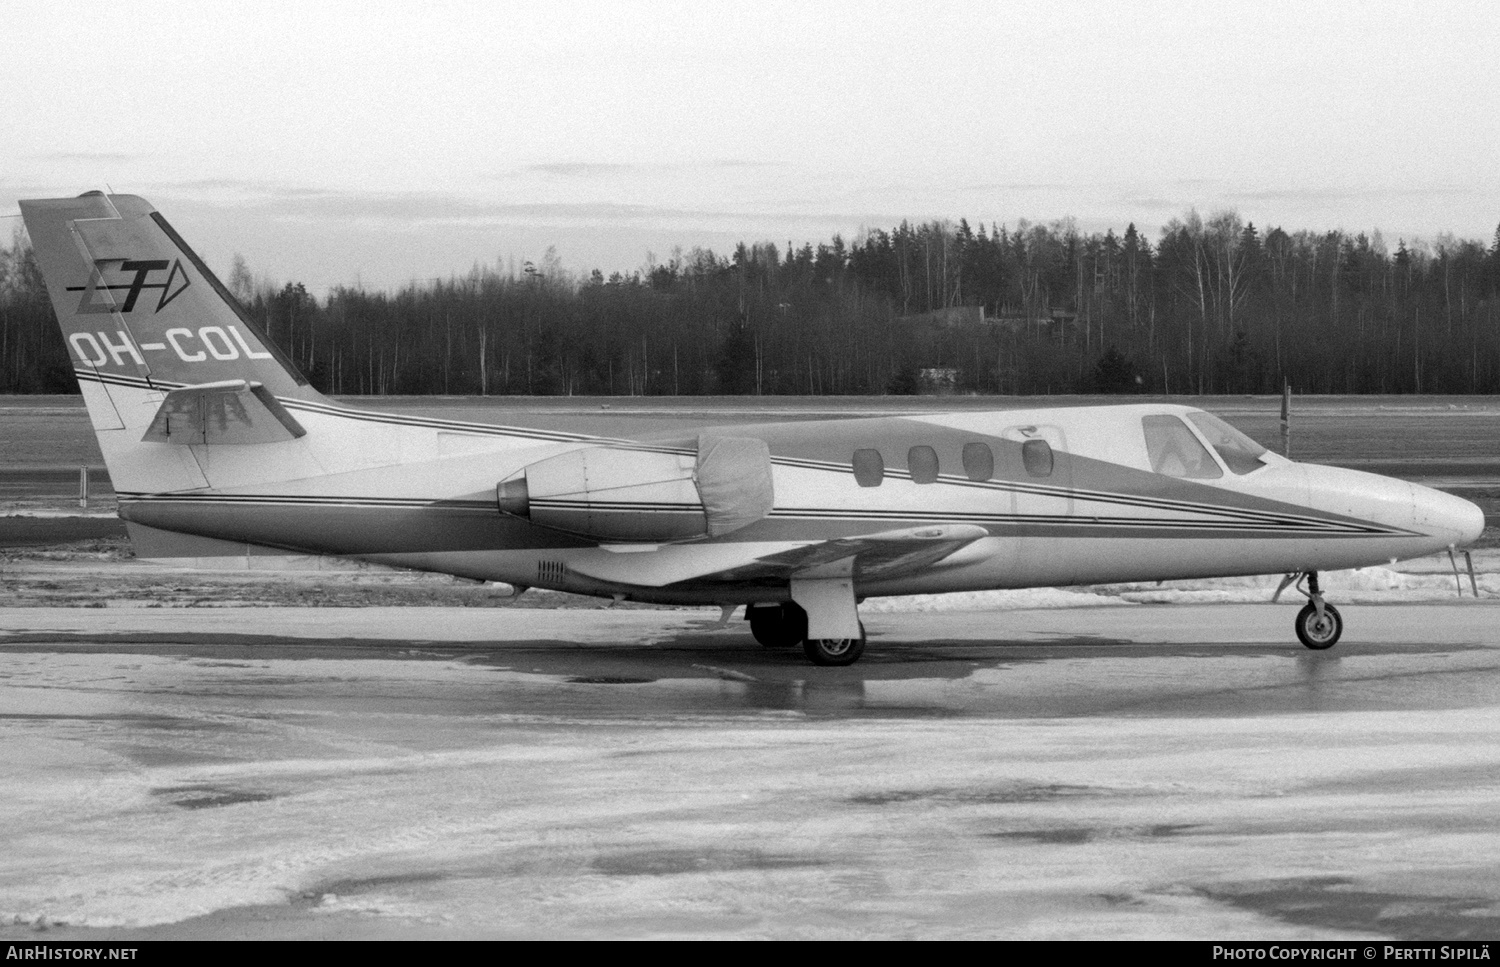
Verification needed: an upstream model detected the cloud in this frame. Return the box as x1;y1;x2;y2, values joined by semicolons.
168;178;342;198
518;160;781;178
32;151;136;163
1117;195;1188;213
162;181;904;230
1225;186;1478;204
523;162;660;177
270;192;717;224
961;182;1073;192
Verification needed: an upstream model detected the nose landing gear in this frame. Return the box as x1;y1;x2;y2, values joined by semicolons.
1275;571;1343;650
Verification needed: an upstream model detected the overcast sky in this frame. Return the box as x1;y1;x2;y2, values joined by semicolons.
3;0;1498;291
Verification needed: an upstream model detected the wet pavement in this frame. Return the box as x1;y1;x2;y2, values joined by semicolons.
3;605;1500;939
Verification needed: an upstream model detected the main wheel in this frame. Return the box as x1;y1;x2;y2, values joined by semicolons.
749;603;806;649
1295;602;1342;650
803;628;866;667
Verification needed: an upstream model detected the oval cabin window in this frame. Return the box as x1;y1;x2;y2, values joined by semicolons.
1022;439;1053;477
962;442;994;481
852;448;885;487
908;445;939;484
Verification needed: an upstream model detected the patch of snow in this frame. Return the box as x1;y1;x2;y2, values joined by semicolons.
1106;565;1495;605
865;562;1494;612
864;587;1131;613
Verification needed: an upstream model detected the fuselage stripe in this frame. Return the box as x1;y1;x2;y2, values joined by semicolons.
114;492;1402;536
90;368;1409;538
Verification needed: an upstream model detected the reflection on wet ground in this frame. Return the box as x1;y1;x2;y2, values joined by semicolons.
1203;878;1500;941
7;622;1500;722
3;605;1500;939
153;785;279;810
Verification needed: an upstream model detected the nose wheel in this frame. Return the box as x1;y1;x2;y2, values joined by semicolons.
1295;600;1343;649
1276;571;1344;650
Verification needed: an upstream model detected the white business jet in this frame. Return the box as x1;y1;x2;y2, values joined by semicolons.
19;193;1485;665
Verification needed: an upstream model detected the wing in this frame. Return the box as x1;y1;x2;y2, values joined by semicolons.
565;523;989;588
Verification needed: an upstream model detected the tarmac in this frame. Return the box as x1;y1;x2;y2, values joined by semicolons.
3;604;1500;939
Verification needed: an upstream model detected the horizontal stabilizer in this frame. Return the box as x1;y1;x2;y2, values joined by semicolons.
142;380;306;445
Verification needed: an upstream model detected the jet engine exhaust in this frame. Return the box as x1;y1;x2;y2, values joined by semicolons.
497;477;530;517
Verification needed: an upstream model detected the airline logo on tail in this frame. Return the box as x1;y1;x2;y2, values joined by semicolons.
67;258;191;314
60;256;274;370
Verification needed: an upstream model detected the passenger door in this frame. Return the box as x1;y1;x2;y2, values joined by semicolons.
1003;424;1073;519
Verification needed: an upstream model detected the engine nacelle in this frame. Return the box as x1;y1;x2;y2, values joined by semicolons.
497;436;774;543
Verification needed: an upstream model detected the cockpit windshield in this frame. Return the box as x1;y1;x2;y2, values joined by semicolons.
1143;415;1222;479
1186;411;1268;474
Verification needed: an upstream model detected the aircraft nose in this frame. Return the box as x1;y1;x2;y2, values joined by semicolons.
1414;484;1486;547
1300;465;1485;550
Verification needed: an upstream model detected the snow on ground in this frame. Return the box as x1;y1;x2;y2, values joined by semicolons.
2;645;1499;937
863;586;1132;612
0;509;120;519
6;509;1498;612
866;554;1499;613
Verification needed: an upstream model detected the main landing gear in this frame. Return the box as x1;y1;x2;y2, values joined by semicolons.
802;626;866;667
1275;571;1343;650
748;602;805;649
745;602;867;667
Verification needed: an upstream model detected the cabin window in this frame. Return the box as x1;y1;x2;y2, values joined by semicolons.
962;442;994;481
908;445;939;484
1187;412;1268;474
1021;439;1053;477
853;448;885;487
1142;415;1223;479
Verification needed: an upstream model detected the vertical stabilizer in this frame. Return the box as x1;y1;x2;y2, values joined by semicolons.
20;192;314;398
19;192;326;492
21;191;552;508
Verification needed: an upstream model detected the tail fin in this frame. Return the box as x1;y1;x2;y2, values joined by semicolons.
19;192;327;493
19;191;314;400
21;192;559;505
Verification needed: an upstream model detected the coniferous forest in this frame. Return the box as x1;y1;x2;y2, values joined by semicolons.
3;210;1500;397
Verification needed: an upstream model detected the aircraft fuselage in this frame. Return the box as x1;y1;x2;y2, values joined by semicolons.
111;400;1483;606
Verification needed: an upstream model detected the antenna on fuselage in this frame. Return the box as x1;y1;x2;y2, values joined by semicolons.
1280;383;1292;458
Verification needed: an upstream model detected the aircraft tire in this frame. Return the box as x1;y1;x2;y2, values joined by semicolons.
803;630;866;667
1295;602;1342;650
750;603;806;649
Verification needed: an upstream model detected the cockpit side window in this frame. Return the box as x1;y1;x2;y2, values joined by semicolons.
1142;415;1223;479
1187;412;1268;474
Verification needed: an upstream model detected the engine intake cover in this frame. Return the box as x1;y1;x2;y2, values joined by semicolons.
497;436;774;542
